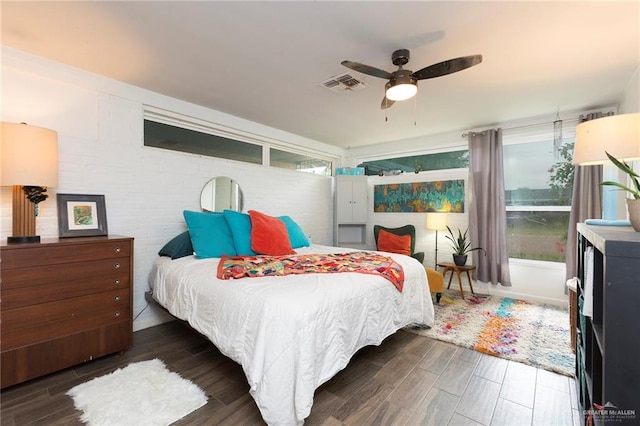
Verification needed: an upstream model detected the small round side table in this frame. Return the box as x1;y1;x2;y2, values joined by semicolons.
436;262;476;299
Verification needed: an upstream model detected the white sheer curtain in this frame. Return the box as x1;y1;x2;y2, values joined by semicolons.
468;129;511;286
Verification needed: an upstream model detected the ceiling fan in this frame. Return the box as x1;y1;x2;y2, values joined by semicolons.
341;49;482;109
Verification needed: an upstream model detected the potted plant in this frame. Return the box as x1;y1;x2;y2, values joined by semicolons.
602;151;640;231
444;226;486;266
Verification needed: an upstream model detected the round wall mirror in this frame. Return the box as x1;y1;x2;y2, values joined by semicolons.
200;177;244;212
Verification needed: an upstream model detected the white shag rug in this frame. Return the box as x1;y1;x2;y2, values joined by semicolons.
67;359;207;426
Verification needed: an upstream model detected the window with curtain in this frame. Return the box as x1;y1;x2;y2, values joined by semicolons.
503;139;574;262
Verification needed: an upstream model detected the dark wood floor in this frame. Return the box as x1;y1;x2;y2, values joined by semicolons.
1;320;579;425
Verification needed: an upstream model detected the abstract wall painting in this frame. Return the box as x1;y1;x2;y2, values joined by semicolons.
374;180;465;213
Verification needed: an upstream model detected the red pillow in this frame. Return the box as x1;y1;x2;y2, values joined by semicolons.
248;210;295;256
378;229;412;256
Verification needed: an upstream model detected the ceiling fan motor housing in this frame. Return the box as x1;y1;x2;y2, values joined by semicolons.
392;49;411;66
389;68;416;85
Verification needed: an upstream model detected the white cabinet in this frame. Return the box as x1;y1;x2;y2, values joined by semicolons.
335;176;368;248
336;176;368;223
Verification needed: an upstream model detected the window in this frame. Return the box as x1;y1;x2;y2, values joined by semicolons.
361;150;468;175
144;120;263;164
504;140;574;262
269;148;332;176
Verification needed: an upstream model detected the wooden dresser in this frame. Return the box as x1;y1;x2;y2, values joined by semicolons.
1;235;134;388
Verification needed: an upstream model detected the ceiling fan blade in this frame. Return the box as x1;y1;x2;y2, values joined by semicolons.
380;96;395;110
341;60;392;79
411;55;483;80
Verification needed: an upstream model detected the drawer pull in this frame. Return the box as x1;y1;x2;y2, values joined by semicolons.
113;263;121;269
114;311;121;317
114;295;120;301
114;279;121;285
114;247;121;253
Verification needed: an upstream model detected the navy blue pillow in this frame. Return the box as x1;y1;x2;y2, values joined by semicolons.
158;231;194;259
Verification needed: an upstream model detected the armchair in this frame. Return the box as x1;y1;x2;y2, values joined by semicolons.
374;224;443;303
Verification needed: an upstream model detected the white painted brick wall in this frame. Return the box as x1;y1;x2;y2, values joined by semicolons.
1;51;334;331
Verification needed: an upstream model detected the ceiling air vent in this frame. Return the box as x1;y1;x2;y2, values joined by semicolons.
319;72;368;94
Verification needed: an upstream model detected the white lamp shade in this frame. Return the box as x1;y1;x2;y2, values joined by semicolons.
1;122;58;187
426;212;448;231
573;113;640;165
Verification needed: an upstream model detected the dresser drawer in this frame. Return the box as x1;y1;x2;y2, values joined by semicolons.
1;239;131;270
1;289;130;351
2;321;131;388
2;256;130;310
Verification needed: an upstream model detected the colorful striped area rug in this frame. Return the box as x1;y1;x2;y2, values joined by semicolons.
407;290;575;376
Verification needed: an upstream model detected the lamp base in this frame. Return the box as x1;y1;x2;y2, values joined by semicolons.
7;235;41;244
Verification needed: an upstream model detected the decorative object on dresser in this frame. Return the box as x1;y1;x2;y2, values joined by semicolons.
56;193;108;237
573;112;640;228
0;236;134;389
0;122;58;244
575;224;640;424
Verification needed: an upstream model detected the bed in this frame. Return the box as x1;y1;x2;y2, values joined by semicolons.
148;210;434;425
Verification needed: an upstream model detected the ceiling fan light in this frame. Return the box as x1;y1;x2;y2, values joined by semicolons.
386;82;417;101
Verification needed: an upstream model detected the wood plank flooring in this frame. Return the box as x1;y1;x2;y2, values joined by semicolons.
0;320;579;425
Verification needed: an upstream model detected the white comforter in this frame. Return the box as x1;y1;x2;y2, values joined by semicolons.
149;244;434;425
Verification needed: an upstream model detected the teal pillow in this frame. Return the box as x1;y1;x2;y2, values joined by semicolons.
183;210;236;258
158;231;193;259
222;210;256;255
279;216;309;248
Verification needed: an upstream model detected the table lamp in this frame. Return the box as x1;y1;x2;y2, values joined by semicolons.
426;212;448;267
1;122;58;243
572;113;640;227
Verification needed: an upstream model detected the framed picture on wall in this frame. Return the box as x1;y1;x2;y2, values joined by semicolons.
57;193;108;237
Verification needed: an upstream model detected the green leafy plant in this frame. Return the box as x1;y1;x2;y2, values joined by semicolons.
444;226;486;256
548;142;575;204
602;151;640;199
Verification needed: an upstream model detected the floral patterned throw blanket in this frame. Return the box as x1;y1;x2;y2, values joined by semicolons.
217;252;405;291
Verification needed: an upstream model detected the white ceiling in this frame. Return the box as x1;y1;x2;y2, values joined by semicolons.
2;1;639;149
